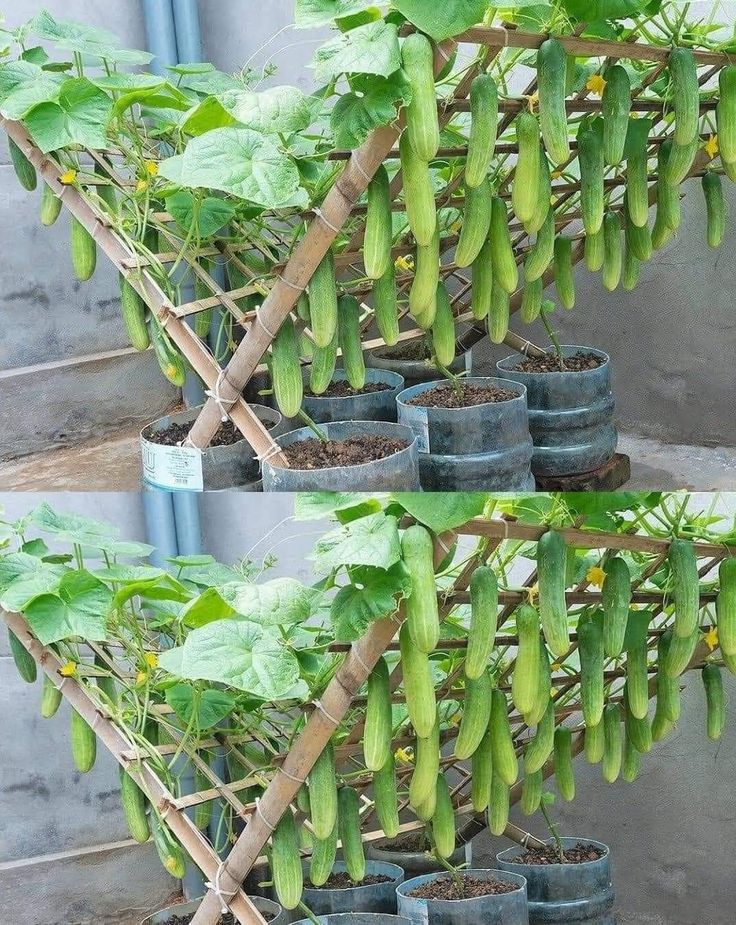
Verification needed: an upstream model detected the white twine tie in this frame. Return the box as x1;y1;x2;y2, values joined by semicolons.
204;369;238;422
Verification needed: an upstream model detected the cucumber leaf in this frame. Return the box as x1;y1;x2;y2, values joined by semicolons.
310;512;402;575
23;570;112;644
312;20;401;83
24;77;112;153
393;492;488;533
208;578;321;627
165;684;237;729
330;561;411;641
165;191;236;238
331;69;411;148
295;0;385;28
219;85;320;134
391;0;487;40
561;0;656;22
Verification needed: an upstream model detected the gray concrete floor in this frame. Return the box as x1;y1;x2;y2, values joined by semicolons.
0;429;734;491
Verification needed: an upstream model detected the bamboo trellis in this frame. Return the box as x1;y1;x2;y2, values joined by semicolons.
1;25;731;469
1;515;729;925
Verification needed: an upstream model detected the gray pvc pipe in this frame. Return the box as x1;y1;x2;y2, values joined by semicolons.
141;0;179;74
142;486;178;569
172;0;204;62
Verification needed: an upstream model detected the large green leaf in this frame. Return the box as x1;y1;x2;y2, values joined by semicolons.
217;578;321;627
24;77;112;154
112;82;191;117
295;0;384;28
392;0;488;40
0;61;62;119
28;10;154;63
331;70;411;148
0;553;66;612
30;503;118;547
23;570;112;644
561;0;653;20
158;128;305;208
293;492;385;521
165;684;237;729
165;191;236;238
393;492;488;533
159;621;301;699
330;562;411;641
310;512;402;575
219;86;319;134
312;21;401;83
180;96;238;136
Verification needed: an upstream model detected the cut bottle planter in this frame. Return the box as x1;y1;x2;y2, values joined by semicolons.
365;839;471;877
262;421;420;492
297;369;405;425
496;839;615;924
292;916;411;925
396;869;529;925
366;343;472;388
141;404;282;492
497;347;617;478
396;377;535;491
301;861;404;916
140;895;285;924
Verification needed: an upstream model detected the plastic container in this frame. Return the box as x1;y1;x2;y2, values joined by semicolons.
299;369;404;424
292;916;410;925
396;869;529;925
496;347;616;477
140;894;285;924
301;861;404;916
366;343;472;388
396;377;535;491
365;839;471;877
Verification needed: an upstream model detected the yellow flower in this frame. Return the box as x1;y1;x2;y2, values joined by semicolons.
551;169;563;180
704;133;719;159
60;661;77;677
60;169;77;185
450;712;462;726
395;255;415;273
703;625;719;652
395;747;414;764
136;178;149;193
526;584;538;604
145;160;159;176
135;670;148;685
550;662;562;672
450;220;462;234
144;652;159;668
586;565;607;589
586;74;607;97
526;91;539;112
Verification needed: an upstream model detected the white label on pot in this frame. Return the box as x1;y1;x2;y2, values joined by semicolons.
405;408;430;454
141;440;204;492
465;350;472;374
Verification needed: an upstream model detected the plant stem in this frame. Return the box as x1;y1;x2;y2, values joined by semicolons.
434;846;463;894
540;797;566;864
541;312;566;371
297;409;329;443
434;359;464;398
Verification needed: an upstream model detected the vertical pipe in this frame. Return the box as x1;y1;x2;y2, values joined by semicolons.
172;0;204;62
142;487;178;569
172;493;203;556
141;0;179;75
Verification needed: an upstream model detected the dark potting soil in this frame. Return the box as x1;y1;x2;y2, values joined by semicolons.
512;351;604;374
406;383;517;408
515;842;605;865
283;435;408;469
374;340;431;361
379;832;432;852
407;874;517;901
307;871;394;890
149;420;247;448
305;380;391;398
169;911;275;925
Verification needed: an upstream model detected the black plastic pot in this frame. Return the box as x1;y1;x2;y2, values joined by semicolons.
292;916;410;925
262;421;420;492
366;343;472;388
301;861;404;916
496;347;617;477
298;369;405;425
140;895;285;924
496;838;615;924
365;840;471;877
396;870;529;925
396;377;535;491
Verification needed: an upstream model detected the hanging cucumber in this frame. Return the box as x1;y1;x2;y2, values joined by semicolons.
471;721;493;812
338;294;366;390
525;209;555;282
373;262;400;346
537;38;570;165
466;74;499;188
717;558;736;656
71;708;97;773
272;811;303;910
488;772;510;836
456;178;492;268
578;617;604;728
625;118;650;228
338;786;366;883
308;742;338;841
622;240;640;292
410;232;440;328
402;524;440;654
577;119;604;235
553;236;575;309
664;627;699;678
193;259;213;339
624;684;653;755
602;65;631;165
525;639;552;727
490;195;519;294
537;530;571;658
8;137;36;190
622;731;641;783
70;217;97;281
656;141;682;232
119;277;150;351
271;316;303;417
512;111;542;227
520;769;543;816
309;251;339;348
40;674;62;718
520;277;543;324
400;131;437;247
669;537;699;638
410;712;440;808
364;656;393;773
40;182;62;226
310;330;338;396
512;604;541;718
310;822;338;887
490;688;518;786
584;227;605;273
471;234;493;320
626;636;650;721
663;136;699;186
150;320;186;387
703;664;726;741
524;699;555;775
455;671;493;760
656;630;681;722
8;630;36;683
602;703;622;784
488;278;510;345
526;146;552;235
152;815;187;880
554;727;575;802
602;211;622;292
432;282;456;368
402;33;440;161
432;774;456;860
717;65;736;164
373;752;400;839
399;623;436;739
702;171;726;249
584;720;605;764
625;205;653;262
364;165;393;279
120;768;150;844
466;565;498;679
602;556;631;658
669;47;700;146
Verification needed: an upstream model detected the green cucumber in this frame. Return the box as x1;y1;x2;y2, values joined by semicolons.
669;47;700;146
578;617;604;728
41;674;62;718
488;277;510;345
513;111;541;227
272;811;303;909
490;195;519;294
656;630;681;722
524;699;555;774
537;530;571;658
717;65;736;163
622;240;640;291
656;141;682;231
663;136;699;186
526;147;552;235
400;623;436;739
8;630;36;683
308;742;338;841
702;171;726;248
432;282;456;368
466;565;498;679
669;537;699;638
520;276;543;324
602;65;631;165
8;137;36;190
71;708;97;773
520;769;543;816
626;636;650;721
717;558;736;656
364;656;393;772
432;774;456;860
409;223;440;323
402;525;440;654
309;251;339;348
553;235;575;309
310;822;338;887
702;664;725;741
400;130;437;247
471;234;493;320
487;772;510;836
554;727;575;802
512;604;541;718
374;752;400;839
584;227;605;273
40;182;62;226
490;688;518;786
456;178;492;268
403;33;440;161
466;74;499;188
577;119;604;235
625;205;653;262
602;556;631;658
537;38;570;165
271;316;303;418
120;277;150;351
338;786;366;883
455;671;493;760
152;815;187;880
622;731;641;783
309;330;338;395
664;626;699;678
338;294;366;390
470;720;493;812
373;262;400;346
525;209;555;282
602;702;622;784
624;684;652;755
71;217;97;281
120;768;150;843
625;122;650;228
584;720;605;764
602;210;622;292
364;165;393;279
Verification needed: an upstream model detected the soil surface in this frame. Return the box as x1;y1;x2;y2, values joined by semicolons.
512;351;604;374
169;911;274;925
406;382;517;408
515;842;605;865
305;380;391;398
307;872;394;890
148;420;249;448
378;832;433;853
374;340;431;361
283;435;408;469
407;874;518;901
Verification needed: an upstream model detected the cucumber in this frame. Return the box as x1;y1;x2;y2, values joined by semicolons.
41;674;62;718
402;525;440;654
669;47;700;146
297;292;311;324
373;262;400;346
584;720;605;764
310;822;338;887
8;630;36;683
466;565;498;679
578;617;604;728
656;630;681;722
664;626;699;678
193;257;213;339
456;178;492;268
364;656;392;772
8;137;36;190
624;684;652;754
399;623;436;739
577;119;604;235
602;702;622;784
409;716;441;807
470;720;493;812
553;235;575;309
651;211;674;250
410;223;440;324
512;604;541;718
601;211;622;292
537;530;571;658
702;664;725;741
308;742;338;841
432;774;456;860
513;111;541;227
272;811;303;909
625;206;653;262
625;122;650;228
525;209;555;282
554;727;575;802
455;671;493;760
309;251;339;348
373;752;400;838
584;227;605;273
490;688;518;786
651;705;673;743
120;768;150;843
520;769;543;816
309;330;338;395
403;33;440;161
271;316;303;417
488;278;510;345
622;240;640;292
702;171;726;248
364;165;393;279
338;294;366;390
723;650;736;676
622;731;641;783
520;276;543;324
526;147;552;235
524;699;555;774
663;136;699;186
152;815;187;880
602;65;631;165
669;537;699;638
432;282;456;368
537;38;570;165
71;708;97;773
717;558;736;656
120;277;150;351
400;129;437;247
487;772;510;836
626;636;650;721
466;74;499;188
656;141;682;231
490;195;519;294
338;786;366;883
71;217;97;281
717;65;736;163
526;638;552;727
412;786;437;823
40;182;62;226
151;319;186;387
471;234;493;320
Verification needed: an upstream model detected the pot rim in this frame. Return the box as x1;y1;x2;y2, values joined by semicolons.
496;837;610;869
302;368;405;396
496;346;611;374
396;868;528;903
302;860;405;890
141;402;281;446
396;376;528;411
368;344;471;361
140;893;282;924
